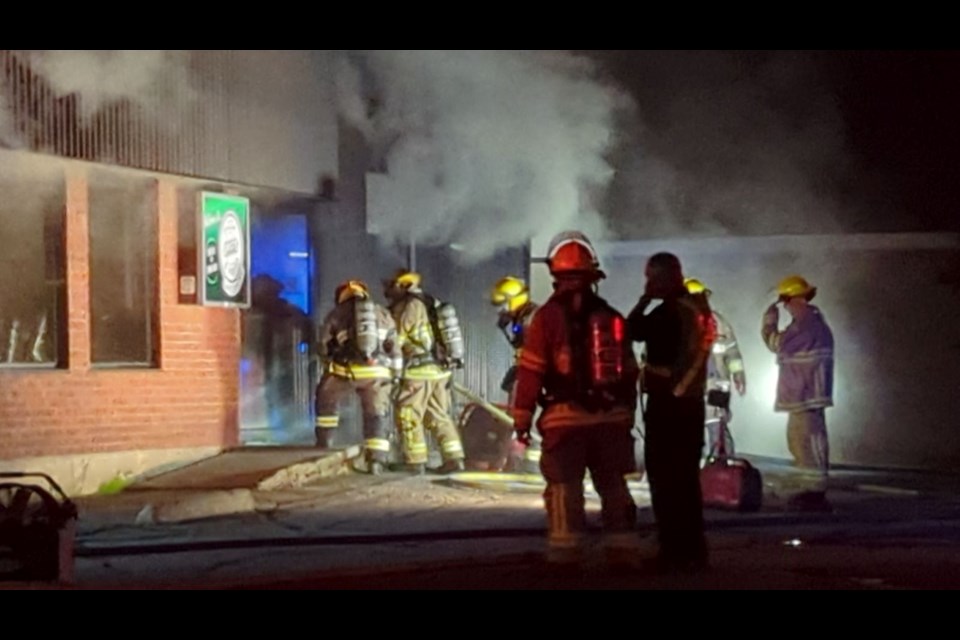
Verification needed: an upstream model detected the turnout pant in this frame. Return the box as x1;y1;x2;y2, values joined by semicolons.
540;423;638;564
787;409;830;494
395;378;465;466
315;375;393;464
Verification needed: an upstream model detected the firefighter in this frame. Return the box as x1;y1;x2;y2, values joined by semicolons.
762;275;835;512
684;278;747;459
315;280;402;476
512;232;640;571
384;270;466;475
629;254;715;574
490;276;542;473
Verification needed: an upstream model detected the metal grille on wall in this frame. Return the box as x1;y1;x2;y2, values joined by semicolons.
1;50;210;178
0;50;334;194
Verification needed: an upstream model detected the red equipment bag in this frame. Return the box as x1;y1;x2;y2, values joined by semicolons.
699;419;763;512
700;457;764;512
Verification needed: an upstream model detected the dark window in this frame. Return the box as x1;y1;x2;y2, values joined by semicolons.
0;154;66;368
88;170;157;367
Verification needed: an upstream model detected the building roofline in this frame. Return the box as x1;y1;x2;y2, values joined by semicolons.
595;233;960;258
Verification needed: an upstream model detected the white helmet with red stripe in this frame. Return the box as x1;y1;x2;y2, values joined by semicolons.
546;231;603;277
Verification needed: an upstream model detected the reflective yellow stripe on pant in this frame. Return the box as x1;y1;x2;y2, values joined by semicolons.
395;370;465;466
316;373;394;463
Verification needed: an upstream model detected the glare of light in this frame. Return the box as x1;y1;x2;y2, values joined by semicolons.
783;539;804;548
761;361;780;407
288;251;310;259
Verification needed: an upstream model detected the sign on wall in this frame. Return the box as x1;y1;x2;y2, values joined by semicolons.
199;192;251;308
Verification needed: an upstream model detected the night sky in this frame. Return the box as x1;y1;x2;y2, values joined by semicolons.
588;50;960;235
821;50;960;232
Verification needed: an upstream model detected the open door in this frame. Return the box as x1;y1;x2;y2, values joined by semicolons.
240;212;314;446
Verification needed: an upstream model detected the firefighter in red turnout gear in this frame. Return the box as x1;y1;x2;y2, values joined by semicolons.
629;253;716;574
512;232;640;568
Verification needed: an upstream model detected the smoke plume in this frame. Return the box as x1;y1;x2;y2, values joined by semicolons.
335;50;634;262
23;50;194;122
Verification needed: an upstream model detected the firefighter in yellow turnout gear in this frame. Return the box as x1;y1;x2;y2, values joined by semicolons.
315;280;403;476
684;278;748;459
490;276;542;473
385;271;466;475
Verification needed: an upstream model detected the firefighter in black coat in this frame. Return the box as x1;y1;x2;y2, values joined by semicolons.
629;253;716;574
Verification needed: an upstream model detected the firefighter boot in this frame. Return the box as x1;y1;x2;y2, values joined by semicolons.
436;459;466;475
543;483;587;571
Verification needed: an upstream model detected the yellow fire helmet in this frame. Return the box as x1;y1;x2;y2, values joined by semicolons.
392;271;422;290
777;275;817;301
684;278;712;296
491;276;530;313
336;280;370;305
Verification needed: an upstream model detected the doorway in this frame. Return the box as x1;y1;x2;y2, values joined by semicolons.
240;211;315;446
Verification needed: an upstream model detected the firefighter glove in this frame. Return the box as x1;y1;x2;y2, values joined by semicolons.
516;427;533;447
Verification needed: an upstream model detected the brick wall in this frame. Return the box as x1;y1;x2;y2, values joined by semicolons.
0;170;241;460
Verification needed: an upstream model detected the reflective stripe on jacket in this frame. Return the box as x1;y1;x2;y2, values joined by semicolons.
707;310;745;391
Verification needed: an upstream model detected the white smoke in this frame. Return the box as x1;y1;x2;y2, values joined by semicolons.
22;50;195;123
335;50;634;262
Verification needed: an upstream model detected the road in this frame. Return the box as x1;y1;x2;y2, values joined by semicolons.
8;461;960;590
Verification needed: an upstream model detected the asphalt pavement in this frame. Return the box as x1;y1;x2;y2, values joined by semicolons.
5;450;960;590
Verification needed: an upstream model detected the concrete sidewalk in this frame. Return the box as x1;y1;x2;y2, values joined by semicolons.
6;449;960;590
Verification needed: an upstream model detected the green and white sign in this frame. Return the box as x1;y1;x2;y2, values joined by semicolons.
200;192;251;308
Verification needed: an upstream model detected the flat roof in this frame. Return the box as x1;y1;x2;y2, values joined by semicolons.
593;233;960;258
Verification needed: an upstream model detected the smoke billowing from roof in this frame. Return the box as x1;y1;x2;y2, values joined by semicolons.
0;50;195;148
335;50;634;262
24;50;194;121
